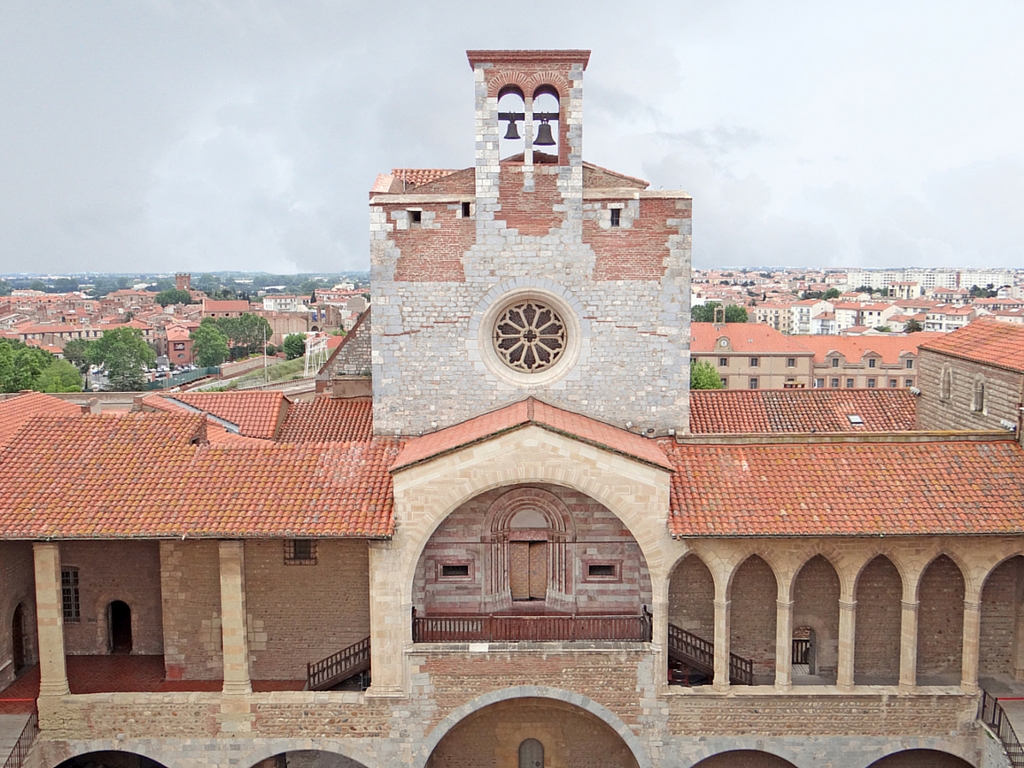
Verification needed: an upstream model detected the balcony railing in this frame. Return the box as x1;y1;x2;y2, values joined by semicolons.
2;714;36;768
412;608;652;644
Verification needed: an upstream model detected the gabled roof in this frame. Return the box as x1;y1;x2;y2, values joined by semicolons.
392;398;674;472
689;389;916;434
318;308;371;381
918;319;1024;374
666;437;1024;537
794;333;944;364
0;392;83;450
277;397;373;443
691;323;812;355
166;391;289;439
0;412;398;539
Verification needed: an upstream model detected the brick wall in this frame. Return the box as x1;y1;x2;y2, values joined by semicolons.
730;556;777;680
389;203;474;282
854;556;902;683
585;197;688;282
60;541;163;656
792;555;840;677
668;555;715;642
244;539;370;680
917;555;964;678
979;556;1023;677
160;540;223;680
915;348;1023;431
414;484;652;616
0;541;35;688
426;696;639;768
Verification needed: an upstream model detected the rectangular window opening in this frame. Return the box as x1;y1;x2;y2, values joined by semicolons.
461;202;472;218
61;567;80;623
719;357;728;367
868;358;876;368
285;539;317;565
409;210;422;225
588;564;617;578
749;357;759;367
610;208;621;227
867;378;876;388
749;377;759;389
846;378;854;388
831;378;840;388
440;564;470;579
786;358;796;368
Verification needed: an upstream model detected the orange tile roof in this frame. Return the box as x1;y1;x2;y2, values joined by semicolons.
393;398;674;472
665;437;1024;537
690;323;813;355
793;333;944;364
0;392;83;450
0;412;398;538
167;391;289;439
690;389;917;433
390;168;460;187
277;397;373;443
918;319;1024;374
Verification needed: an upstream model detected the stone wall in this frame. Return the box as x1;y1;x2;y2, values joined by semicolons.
244;539;370;680
160;540;223;680
917;555;965;679
730;556;777;680
915;348;1023;431
60;541;163;656
668;555;715;642
792;555;840;678
854;556;902;683
0;541;35;688
979;556;1023;677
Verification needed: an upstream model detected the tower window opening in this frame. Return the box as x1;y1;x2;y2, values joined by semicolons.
462;202;472;218
610;208;621;227
409;210;422;225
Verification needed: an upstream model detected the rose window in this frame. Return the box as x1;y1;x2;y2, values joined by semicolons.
493;301;567;373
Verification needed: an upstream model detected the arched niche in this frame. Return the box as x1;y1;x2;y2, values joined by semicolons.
248;752;372;768
916;554;964;685
865;749;975;767
854;555;902;685
55;752;171;768
979;555;1024;679
690;751;799;768
729;555;777;682
792;555;840;684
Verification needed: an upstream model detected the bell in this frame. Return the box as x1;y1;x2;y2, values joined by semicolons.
503;119;520;141
534;119;556;146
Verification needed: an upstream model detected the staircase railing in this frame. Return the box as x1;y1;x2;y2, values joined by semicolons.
306;636;371;691
2;714;36;768
980;689;1024;767
667;623;754;686
412;609;652;643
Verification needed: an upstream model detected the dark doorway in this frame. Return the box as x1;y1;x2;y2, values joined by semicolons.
11;603;25;672
108;601;132;654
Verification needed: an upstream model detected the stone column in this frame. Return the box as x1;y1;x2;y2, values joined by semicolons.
1014;602;1024;681
713;598;731;691
218;540;251;696
961;596;982;693
366;539;407;697
33;542;69;698
775;600;794;691
837;599;857;690
899;599;919;690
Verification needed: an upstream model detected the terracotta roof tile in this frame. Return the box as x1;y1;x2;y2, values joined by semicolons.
794;333;944;364
393;398;674;472
277;397;373;443
0;412;398;539
919;319;1024;374
167;391;289;439
665;438;1024;537
389;168;460;187
690;389;917;433
0;392;83;450
690;323;813;354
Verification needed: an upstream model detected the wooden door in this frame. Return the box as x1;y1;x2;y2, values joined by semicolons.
529;542;547;600
510;541;547;601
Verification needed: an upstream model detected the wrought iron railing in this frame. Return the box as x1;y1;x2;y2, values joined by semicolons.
2;714;36;768
792;637;811;665
412;608;652;644
980;690;1024;767
667;623;754;686
306;636;370;691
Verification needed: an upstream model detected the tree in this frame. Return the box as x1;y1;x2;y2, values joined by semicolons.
191;320;231;367
0;340;67;393
88;327;155;391
690;360;725;390
154;288;193;306
692;302;748;323
282;333;306;360
0;280;11;297
62;338;92;373
904;318;923;333
213;313;272;356
51;278;79;293
823;287;841;300
35;360;83;392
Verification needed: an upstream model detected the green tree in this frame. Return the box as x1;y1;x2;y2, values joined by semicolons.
0;340;56;393
62;338;92;374
0;280;11;296
154;288;193;306
690;360;725;390
282;333;306;360
88;327;156;391
692;302;748;323
823;287;841;300
35;360;83;392
191;321;231;367
214;313;272;356
51;278;79;293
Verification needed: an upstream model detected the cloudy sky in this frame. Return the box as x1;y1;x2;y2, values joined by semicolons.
2;1;1023;274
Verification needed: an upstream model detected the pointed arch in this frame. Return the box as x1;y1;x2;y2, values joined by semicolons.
854;554;903;684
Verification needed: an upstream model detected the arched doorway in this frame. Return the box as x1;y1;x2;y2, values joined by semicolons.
108;600;132;654
56;752;170;768
791;555;840;684
249;752;371;768
865;749;975;767
11;602;26;673
690;751;798;768
426;697;639;768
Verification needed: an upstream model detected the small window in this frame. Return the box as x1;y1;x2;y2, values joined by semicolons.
831;358;839;368
440;564;470;579
749;377;759;389
846;378;854;388
720;377;728;387
830;378;839;388
940;368;953;401
409;210;422;225
906;359;914;369
973;381;986;413
888;379;898;388
867;378;876;388
61;567;80;623
749;357;759;367
786;358;796;368
905;378;914;387
461;202;472;218
610;208;621;227
719;357;728;367
284;539;317;565
588;564;616;577
868;358;876;368
815;378;824;388
847;414;864;426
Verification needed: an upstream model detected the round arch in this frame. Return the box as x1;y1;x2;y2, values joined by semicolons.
864;748;976;768
54;750;172;768
417;686;651;768
239;747;379;768
688;749;800;768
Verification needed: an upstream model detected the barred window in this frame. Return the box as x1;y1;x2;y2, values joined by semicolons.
284;539;317;565
61;567;80;623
